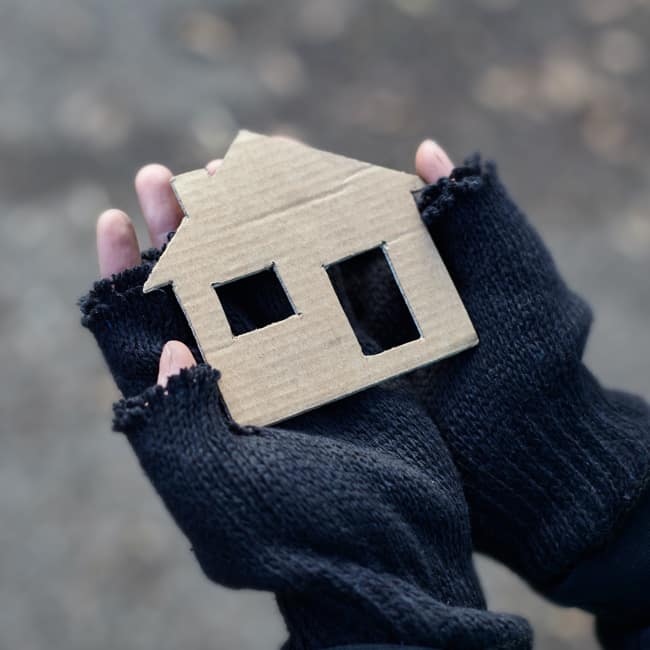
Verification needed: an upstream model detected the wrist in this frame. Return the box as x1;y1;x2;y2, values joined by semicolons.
323;646;439;650
276;574;532;650
549;478;650;624
467;363;650;590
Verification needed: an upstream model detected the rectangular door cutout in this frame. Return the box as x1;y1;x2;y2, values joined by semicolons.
214;266;296;336
326;247;421;355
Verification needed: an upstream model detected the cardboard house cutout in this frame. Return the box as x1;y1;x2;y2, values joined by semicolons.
144;131;477;426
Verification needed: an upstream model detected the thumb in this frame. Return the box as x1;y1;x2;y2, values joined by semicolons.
157;340;197;387
415;139;454;184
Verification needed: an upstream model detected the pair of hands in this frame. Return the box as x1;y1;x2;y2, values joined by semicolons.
86;135;650;649
91;140;535;649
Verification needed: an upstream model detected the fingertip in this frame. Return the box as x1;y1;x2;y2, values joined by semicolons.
157;341;197;388
134;163;173;193
96;209;140;278
97;207;130;233
205;159;223;176
135;164;184;249
415;139;454;184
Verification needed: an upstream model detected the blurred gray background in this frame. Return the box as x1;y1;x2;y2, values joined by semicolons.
1;0;649;648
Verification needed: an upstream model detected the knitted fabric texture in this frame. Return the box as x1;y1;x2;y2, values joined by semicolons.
551;479;650;634
324;646;440;650
80;260;531;649
338;156;650;597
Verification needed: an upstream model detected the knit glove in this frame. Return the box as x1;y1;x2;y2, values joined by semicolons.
555;477;650;647
80;257;531;650
337;156;650;624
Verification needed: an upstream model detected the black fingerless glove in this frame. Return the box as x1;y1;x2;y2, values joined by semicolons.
80;261;531;650
414;157;650;592
337;156;650;635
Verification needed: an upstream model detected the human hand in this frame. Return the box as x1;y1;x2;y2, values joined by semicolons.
81;162;211;397
80;158;531;650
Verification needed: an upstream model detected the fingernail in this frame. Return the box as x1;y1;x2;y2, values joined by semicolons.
164;341;174;366
205;159;223;176
159;342;174;388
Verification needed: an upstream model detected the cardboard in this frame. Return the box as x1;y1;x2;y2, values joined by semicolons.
144;131;477;426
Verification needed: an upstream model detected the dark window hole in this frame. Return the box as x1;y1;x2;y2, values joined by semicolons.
215;266;296;336
326;246;421;356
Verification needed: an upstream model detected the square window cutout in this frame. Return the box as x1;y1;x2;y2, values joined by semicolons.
326;246;421;356
214;266;296;336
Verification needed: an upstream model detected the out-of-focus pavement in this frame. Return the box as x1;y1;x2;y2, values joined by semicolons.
1;1;649;648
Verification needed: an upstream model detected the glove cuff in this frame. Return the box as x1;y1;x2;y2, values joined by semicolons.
464;364;650;590
277;579;532;650
323;646;440;650
549;478;650;623
79;247;163;329
415;153;487;227
112;363;223;435
79;247;198;397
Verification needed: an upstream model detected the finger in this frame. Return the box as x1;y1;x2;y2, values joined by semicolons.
97;209;141;278
415;139;454;184
205;158;223;176
135;164;185;249
157;340;197;388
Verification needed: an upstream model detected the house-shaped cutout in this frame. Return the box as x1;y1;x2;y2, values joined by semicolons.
144;131;477;426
